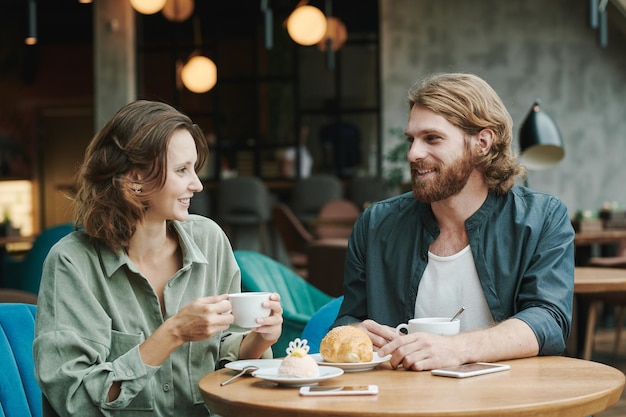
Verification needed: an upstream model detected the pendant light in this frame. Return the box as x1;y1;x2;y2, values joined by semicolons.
519;100;565;170
180;16;217;93
162;0;194;22
181;55;217;93
129;0;167;15
25;0;37;45
286;3;327;46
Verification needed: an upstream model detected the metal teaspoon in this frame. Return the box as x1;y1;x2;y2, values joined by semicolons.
220;365;259;386
450;307;465;322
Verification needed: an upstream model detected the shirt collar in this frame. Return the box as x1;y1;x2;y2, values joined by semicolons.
99;220;208;278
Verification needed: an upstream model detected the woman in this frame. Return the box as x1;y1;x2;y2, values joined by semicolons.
34;100;283;416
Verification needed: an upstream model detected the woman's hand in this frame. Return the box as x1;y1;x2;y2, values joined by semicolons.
169;294;234;342
139;294;234;368
250;292;283;342
238;292;283;359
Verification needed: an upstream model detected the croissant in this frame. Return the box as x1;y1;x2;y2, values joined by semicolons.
319;326;373;363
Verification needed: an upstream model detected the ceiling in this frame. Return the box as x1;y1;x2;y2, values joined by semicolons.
2;0;378;47
2;0;93;46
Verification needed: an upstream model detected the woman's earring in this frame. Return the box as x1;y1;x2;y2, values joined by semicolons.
134;187;142;194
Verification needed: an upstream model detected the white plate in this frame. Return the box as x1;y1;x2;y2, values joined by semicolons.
225;359;283;371
311;352;392;372
252;366;344;387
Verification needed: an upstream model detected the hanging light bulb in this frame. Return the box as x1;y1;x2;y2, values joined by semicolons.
25;0;37;46
181;55;217;93
129;0;167;15
286;5;327;46
318;17;348;52
162;0;194;22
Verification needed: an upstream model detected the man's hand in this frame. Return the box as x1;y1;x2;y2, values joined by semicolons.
377;331;463;371
371;318;539;371
354;319;399;349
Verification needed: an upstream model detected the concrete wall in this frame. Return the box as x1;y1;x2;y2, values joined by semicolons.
380;0;626;216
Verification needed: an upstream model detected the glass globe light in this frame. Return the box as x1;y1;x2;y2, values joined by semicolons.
318;17;348;51
129;0;167;15
181;55;217;93
286;5;327;46
162;0;194;22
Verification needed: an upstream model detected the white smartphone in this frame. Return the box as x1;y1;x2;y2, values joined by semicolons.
299;385;379;396
431;362;510;378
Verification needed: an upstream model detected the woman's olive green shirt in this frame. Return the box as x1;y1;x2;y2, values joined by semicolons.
34;215;269;417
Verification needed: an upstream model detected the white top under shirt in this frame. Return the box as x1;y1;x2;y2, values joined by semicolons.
414;245;494;332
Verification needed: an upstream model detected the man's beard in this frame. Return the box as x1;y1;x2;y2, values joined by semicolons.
411;146;475;203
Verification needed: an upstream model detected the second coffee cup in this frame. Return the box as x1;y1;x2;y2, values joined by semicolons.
395;317;460;336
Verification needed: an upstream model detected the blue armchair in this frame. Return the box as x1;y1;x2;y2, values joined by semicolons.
2;223;74;295
233;250;334;356
0;303;41;417
300;296;344;354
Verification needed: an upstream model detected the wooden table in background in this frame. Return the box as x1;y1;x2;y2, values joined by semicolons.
0;235;35;248
575;229;626;246
0;235;35;287
199;356;624;417
575;267;626;360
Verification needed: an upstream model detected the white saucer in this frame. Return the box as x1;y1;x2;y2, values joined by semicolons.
311;352;392;372
225;359;283;371
252;366;343;386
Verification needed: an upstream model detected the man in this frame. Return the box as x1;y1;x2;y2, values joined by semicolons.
333;73;574;371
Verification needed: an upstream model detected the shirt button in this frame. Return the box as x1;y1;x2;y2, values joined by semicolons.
126;371;134;377
163;383;171;392
167;281;174;287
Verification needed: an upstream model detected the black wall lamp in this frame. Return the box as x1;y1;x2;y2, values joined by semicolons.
519;100;565;171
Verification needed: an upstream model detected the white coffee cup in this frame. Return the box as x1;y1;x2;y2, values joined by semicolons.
395;317;460;336
228;292;271;328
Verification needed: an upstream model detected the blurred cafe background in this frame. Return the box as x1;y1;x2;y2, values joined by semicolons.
3;2;626;414
0;0;625;260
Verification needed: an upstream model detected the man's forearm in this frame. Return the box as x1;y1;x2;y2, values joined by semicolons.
457;318;539;364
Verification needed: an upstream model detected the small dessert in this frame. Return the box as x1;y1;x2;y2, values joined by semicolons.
319;326;373;363
278;338;319;378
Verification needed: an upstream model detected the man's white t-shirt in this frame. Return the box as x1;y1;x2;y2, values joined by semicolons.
414;245;494;332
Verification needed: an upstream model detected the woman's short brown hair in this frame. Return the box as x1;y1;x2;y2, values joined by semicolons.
74;100;208;252
408;73;525;194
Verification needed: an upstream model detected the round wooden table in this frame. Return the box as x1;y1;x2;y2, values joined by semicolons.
199;356;624;417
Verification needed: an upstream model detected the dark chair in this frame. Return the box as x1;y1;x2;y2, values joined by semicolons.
271;203;314;277
348;176;398;210
314;199;360;239
300;296;343;354
291;174;343;226
0;303;41;417
216;177;272;254
234;250;334;356
188;188;212;218
306;238;348;297
2;223;74;295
